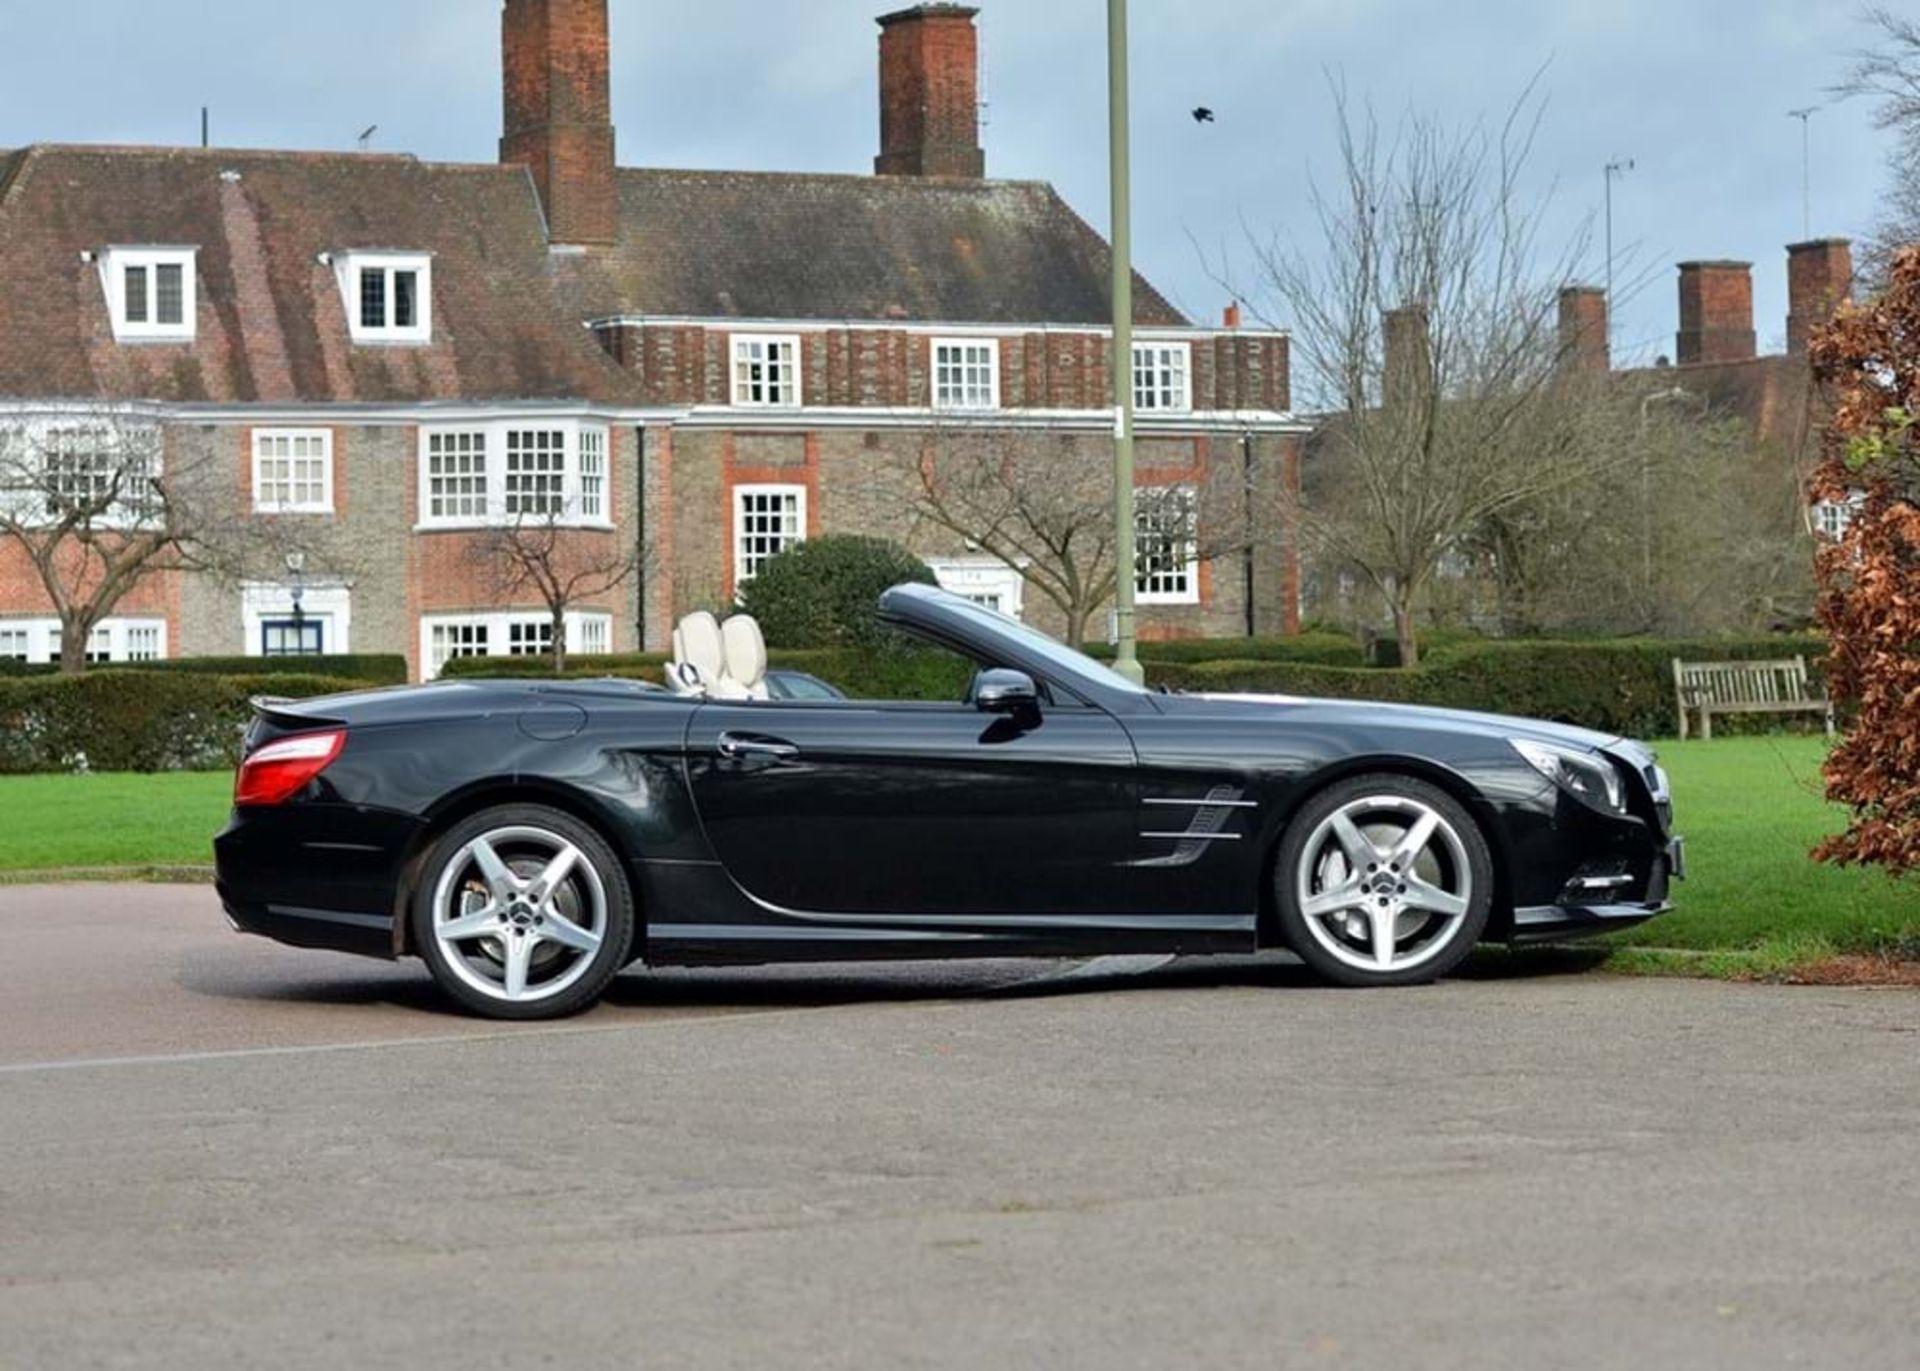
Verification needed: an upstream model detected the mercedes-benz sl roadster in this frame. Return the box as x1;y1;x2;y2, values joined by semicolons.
215;585;1683;1019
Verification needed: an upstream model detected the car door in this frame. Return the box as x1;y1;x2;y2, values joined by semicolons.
683;695;1138;920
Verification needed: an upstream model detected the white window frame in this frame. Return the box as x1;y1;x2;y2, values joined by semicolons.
1812;493;1865;542
251;429;335;515
1133;341;1192;414
334;251;433;346
926;556;1027;621
1135;484;1200;606
733;483;808;587
0;617;167;665
418;611;615;681
417;421;613;531
99;247;198;343
932;338;1001;411
731;334;802;408
0;420;163;532
241;582;353;657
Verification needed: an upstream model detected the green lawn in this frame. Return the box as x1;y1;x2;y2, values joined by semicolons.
1605;735;1916;967
0;741;1913;970
0;771;232;873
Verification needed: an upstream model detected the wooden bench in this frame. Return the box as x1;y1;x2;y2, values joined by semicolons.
1672;657;1834;740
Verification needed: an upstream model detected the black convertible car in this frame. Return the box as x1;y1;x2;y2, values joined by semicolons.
216;585;1683;1019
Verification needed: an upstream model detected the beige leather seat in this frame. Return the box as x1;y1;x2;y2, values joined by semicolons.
669;611;727;697
720;615;771;701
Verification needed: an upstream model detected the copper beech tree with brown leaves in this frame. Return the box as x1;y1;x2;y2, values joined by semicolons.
1806;245;1920;876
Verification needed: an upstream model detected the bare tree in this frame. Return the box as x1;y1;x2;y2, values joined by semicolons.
0;412;294;674
889;420;1249;648
468;514;642;673
1466;387;1816;636
1836;6;1920;283
1243;78;1632;665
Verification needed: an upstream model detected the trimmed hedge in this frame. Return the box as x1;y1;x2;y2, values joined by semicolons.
120;654;410;684
0;654;408;683
1089;633;1366;668
1148;635;1830;739
0;671;375;775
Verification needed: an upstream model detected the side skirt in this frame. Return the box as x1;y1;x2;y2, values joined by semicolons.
635;860;1257;967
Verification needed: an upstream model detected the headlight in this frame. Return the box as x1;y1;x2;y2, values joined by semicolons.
1511;738;1626;815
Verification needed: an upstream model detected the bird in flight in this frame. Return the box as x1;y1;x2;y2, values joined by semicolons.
1192;107;1216;124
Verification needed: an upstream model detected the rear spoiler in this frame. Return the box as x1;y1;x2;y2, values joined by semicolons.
249;696;348;736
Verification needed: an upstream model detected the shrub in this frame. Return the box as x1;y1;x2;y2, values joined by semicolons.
0;671;374;775
736;535;938;649
1807;245;1920;875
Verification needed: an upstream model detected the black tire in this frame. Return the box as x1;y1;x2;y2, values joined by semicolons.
1275;773;1493;988
412;803;636;1020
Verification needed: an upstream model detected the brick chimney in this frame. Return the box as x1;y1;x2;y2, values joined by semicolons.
875;5;985;179
1383;304;1432;409
501;0;617;247
1557;286;1610;373
1676;261;1756;365
1786;238;1853;357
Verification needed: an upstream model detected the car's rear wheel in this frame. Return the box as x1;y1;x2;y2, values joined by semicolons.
412;804;635;1020
1276;774;1492;987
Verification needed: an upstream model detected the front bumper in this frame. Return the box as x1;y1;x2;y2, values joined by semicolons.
1509;835;1685;945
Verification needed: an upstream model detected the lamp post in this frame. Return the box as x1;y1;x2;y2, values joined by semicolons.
1108;0;1143;684
286;552;308;656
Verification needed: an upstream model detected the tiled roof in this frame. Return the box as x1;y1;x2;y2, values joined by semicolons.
0;146;1187;407
0;146;639;405
554;168;1187;326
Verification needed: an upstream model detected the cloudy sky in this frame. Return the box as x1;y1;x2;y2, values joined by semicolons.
0;1;1891;368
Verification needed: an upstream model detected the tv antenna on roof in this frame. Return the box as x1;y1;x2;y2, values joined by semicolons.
1603;157;1635;352
1788;107;1820;241
358;124;379;153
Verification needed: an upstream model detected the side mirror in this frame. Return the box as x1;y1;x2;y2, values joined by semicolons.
974;668;1040;716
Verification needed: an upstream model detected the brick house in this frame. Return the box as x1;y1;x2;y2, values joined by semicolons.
0;1;1305;680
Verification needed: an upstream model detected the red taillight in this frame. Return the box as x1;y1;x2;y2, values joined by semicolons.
235;730;347;807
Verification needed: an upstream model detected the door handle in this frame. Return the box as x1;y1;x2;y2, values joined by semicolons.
717;732;801;762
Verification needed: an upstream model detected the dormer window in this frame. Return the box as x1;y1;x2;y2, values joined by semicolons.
100;247;197;343
332;251;433;345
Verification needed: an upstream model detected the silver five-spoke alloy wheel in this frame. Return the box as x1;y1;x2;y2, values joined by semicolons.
1292;790;1480;977
430;825;610;1006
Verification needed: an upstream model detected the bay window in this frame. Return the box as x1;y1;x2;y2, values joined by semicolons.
418;422;612;529
421;611;615;679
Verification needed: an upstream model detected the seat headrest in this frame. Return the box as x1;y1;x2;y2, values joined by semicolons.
676;612;725;683
721;615;768;690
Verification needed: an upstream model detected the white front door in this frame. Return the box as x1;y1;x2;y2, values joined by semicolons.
926;557;1027;621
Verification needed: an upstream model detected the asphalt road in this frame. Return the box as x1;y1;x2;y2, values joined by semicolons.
2;884;1916;1370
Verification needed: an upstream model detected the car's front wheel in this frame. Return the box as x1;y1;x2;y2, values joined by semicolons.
412;804;635;1020
1276;775;1492;987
